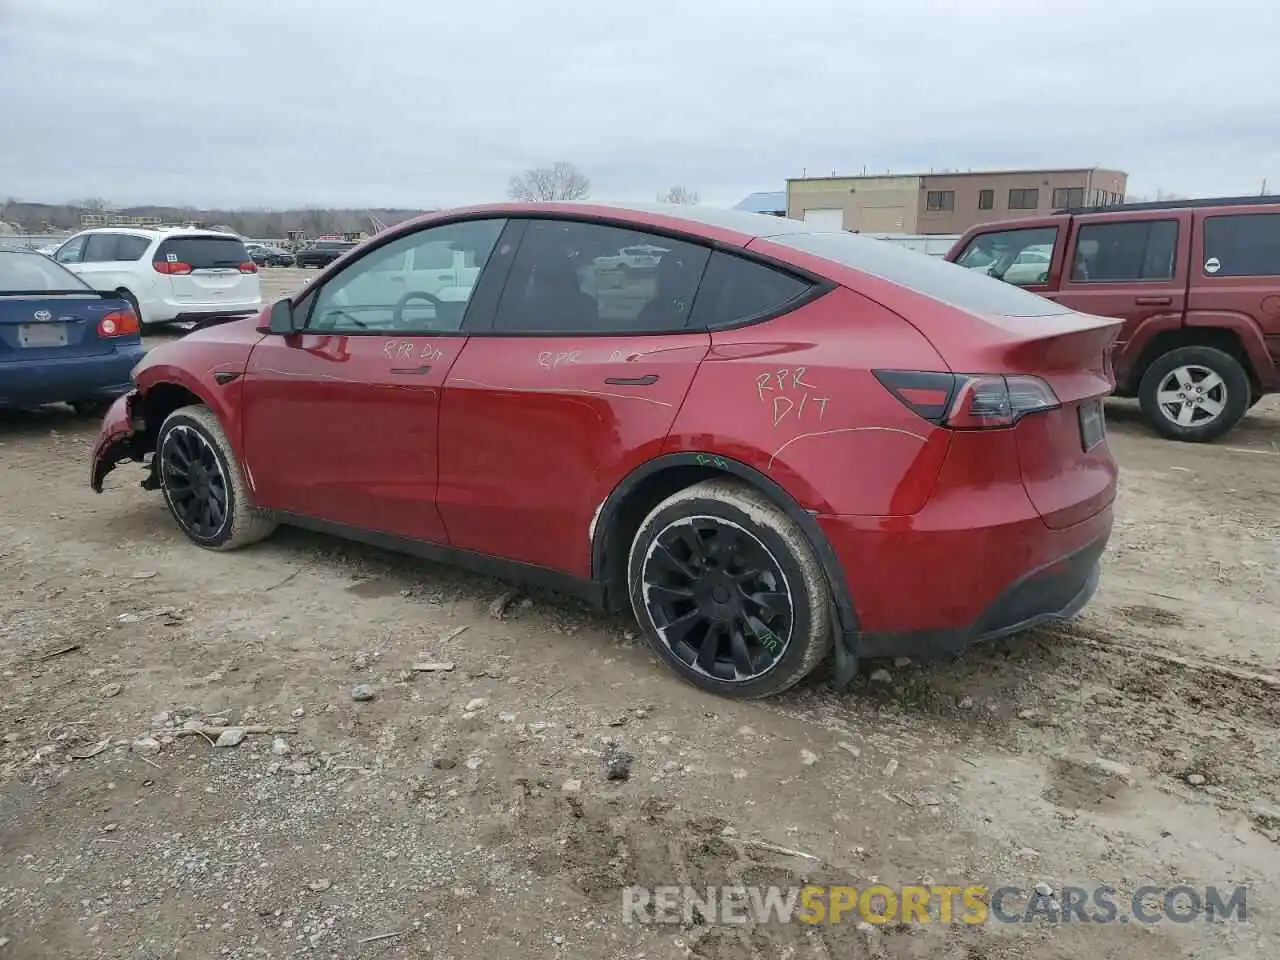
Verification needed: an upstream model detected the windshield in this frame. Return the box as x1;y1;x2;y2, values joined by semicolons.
0;250;94;294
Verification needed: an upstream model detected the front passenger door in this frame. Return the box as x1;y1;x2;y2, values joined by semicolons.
241;217;513;541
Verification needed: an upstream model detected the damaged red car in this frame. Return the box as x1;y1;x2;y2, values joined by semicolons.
90;202;1119;699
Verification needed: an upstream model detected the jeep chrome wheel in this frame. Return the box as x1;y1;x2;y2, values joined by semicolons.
1154;364;1227;429
1138;346;1250;443
628;478;832;699
642;516;793;683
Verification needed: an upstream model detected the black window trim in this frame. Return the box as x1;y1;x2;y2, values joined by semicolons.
289;212;828;340
977;189;995;211
474;212;833;338
1065;216;1180;286
287;209;835;340
296;216;518;337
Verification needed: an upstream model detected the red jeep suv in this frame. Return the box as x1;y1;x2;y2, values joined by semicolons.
90;203;1119;699
947;195;1280;442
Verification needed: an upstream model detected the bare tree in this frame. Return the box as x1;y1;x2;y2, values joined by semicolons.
657;185;699;204
507;162;591;202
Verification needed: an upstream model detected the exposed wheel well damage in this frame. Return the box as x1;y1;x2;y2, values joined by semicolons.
592;454;862;689
137;383;204;453
90;383;205;493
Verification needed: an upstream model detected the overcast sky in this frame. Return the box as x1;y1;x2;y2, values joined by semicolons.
2;0;1277;210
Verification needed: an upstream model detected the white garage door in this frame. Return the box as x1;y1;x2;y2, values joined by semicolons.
802;208;845;230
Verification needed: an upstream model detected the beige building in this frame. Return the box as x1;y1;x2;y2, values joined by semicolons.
786;167;1128;235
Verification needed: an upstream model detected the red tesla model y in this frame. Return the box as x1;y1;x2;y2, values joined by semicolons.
90;202;1119;698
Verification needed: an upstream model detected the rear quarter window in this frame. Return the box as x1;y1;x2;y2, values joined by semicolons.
690;251;815;328
154;235;250;269
1202;213;1280;277
772;231;1071;317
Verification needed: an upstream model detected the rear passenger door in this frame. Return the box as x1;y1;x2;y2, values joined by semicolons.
437;218;713;576
1051;213;1189;386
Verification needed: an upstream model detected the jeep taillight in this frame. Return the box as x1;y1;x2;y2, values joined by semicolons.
873;370;1059;429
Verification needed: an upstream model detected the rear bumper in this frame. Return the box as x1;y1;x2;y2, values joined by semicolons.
818;499;1113;659
853;535;1106;658
0;346;144;407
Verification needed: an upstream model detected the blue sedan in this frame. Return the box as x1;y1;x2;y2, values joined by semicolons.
0;251;145;413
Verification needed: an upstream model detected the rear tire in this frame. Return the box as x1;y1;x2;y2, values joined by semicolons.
627;479;832;699
155;404;277;551
1138;346;1249;442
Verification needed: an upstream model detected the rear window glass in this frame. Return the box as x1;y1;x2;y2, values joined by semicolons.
769;231;1072;317
1202;214;1280;277
315;241;357;251
0;251;93;293
154;236;249;269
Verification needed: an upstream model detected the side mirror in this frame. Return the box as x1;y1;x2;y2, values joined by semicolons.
266;298;298;335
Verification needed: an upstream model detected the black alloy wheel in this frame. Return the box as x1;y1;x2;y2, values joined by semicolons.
642;515;793;683
159;423;229;541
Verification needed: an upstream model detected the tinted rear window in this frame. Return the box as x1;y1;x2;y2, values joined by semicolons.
154;236;249;269
691;251;814;329
1203;214;1280;277
770;231;1072;317
0;251;93;293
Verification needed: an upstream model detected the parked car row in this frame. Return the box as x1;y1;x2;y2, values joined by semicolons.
245;243;296;267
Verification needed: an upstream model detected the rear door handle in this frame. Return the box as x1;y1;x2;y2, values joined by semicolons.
1135;296;1172;306
390;364;431;375
604;374;659;386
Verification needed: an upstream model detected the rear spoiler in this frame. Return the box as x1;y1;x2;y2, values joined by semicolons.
0;289;115;299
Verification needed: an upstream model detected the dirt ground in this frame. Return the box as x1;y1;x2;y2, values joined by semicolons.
2;267;1278;959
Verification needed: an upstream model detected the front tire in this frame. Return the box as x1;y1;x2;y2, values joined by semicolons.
1138;346;1250;442
627;479;832;699
155;404;277;550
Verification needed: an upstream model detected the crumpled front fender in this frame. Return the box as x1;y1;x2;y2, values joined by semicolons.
89;391;151;492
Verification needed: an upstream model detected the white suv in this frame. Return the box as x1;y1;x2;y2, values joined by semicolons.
51;227;262;326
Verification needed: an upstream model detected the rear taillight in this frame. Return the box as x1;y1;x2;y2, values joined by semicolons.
874;370;1059;429
98;308;139;338
238;261;258;274
153;260;192;275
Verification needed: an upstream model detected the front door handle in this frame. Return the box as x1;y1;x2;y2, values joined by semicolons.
604;374;659;386
1135;296;1172;306
390;364;431;375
